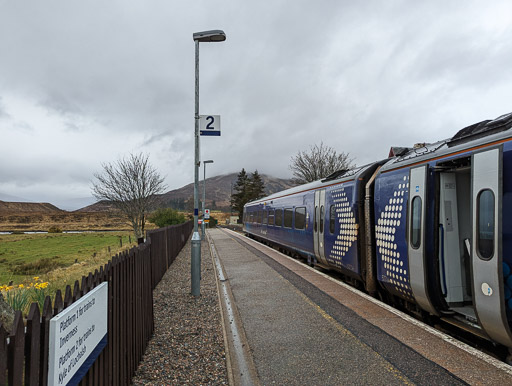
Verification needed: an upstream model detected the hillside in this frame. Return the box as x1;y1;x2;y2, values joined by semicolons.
157;173;295;210
0;200;128;232
79;173;295;212
0;173;294;230
0;201;63;214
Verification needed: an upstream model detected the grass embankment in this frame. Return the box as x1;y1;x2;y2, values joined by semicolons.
0;232;136;311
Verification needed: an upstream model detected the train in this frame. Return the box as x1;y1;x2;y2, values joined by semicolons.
243;111;512;356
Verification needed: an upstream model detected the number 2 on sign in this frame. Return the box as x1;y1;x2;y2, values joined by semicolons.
206;116;214;130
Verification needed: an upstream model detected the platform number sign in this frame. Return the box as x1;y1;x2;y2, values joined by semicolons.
200;115;221;136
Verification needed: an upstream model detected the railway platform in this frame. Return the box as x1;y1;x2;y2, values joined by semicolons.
207;227;512;385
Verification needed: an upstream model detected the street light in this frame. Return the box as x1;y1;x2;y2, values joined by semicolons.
191;30;226;297
202;160;214;240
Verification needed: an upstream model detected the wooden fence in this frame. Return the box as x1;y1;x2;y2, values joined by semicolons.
0;220;192;385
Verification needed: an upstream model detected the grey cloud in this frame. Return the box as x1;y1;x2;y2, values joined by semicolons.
1;1;512;206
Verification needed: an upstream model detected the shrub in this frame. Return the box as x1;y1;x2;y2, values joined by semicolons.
149;208;186;228
208;215;218;227
48;226;63;233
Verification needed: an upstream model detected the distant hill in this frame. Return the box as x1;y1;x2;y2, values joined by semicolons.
0;200;63;215
157;173;295;211
75;200;118;213
79;173;295;212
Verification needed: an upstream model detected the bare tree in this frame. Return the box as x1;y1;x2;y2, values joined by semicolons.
289;142;354;184
92;153;166;239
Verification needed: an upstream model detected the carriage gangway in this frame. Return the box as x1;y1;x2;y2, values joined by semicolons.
207;227;512;385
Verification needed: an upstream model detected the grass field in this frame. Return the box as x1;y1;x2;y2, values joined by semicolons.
0;232;136;293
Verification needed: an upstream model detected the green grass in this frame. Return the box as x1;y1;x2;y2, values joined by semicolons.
0;232;135;286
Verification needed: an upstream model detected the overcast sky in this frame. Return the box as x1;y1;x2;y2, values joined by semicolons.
1;1;512;209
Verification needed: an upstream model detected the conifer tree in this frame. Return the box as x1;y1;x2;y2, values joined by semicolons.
230;168;249;221
230;168;266;222
247;170;265;201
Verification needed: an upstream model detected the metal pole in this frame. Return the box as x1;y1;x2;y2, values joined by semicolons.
202;162;206;240
191;39;201;297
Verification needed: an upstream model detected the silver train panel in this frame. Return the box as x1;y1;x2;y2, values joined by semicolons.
471;147;512;346
408;165;437;315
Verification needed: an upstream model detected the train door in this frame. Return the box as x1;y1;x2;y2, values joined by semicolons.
408;166;437;315
314;190;327;265
471;148;512;346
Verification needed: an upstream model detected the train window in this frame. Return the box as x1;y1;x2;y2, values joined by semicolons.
319;206;324;233
314;206;318;232
411;196;422;249
329;205;336;234
284;208;293;228
257;211;263;224
268;209;275;226
263;210;268;225
275;209;283;226
295;207;306;230
477;189;495;260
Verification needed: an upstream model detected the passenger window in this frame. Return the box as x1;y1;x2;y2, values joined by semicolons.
257;211;262;224
329;205;336;234
275;209;283;227
411;196;422;249
268;209;275;226
319;205;324;233
477;189;495;260
295;207;306;230
314;206;318;232
284;208;293;228
263;210;268;225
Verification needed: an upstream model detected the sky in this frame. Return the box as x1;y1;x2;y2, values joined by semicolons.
1;1;512;210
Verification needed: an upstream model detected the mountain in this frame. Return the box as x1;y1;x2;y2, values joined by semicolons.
157;173;295;211
0;200;64;215
75;200;118;213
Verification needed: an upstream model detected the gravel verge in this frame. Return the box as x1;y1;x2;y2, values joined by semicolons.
132;236;228;385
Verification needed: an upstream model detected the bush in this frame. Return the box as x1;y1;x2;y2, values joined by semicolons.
149;208;186;228
208;216;218;227
48;226;63;233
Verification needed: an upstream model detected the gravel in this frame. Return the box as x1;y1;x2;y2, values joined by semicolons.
132;237;228;385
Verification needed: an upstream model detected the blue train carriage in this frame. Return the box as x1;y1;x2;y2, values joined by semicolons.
374;112;512;349
243;162;384;285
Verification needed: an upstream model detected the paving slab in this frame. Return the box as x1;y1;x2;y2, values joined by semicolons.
208;228;479;385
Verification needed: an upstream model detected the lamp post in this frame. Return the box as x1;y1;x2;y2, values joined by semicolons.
192;30;226;297
202;159;214;240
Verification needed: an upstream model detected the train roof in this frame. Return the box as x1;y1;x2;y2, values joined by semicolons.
245;162;380;207
379;111;512;173
245;112;512;207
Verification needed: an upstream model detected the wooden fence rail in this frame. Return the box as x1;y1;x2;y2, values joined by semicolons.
0;220;192;385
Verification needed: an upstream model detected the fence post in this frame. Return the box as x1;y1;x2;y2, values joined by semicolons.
25;303;41;386
8;311;24;385
40;296;52;386
0;323;8;385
